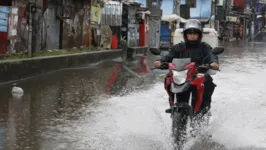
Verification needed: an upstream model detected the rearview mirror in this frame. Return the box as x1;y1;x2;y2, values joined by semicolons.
212;47;224;55
150;48;161;55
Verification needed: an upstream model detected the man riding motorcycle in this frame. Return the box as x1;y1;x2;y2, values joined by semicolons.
153;19;220;114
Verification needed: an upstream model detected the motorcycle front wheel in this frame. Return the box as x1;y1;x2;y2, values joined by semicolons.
171;110;191;150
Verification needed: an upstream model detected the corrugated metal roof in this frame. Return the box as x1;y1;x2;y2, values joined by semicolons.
101;2;123;26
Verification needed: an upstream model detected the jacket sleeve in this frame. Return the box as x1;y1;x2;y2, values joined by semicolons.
203;43;219;64
160;44;178;63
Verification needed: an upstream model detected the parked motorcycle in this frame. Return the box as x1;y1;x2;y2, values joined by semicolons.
150;47;224;149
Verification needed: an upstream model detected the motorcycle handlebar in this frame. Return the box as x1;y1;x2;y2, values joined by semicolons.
197;64;220;71
151;63;220;71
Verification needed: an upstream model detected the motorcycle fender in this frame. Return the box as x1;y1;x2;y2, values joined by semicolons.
170;82;190;93
164;76;171;91
191;76;205;112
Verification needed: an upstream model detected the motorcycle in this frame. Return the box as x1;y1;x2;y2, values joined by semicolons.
150;47;224;149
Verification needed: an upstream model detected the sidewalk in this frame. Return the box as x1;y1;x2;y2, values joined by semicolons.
0;47;106;61
0;48;122;84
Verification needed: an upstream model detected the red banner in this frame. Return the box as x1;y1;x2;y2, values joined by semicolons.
233;0;245;8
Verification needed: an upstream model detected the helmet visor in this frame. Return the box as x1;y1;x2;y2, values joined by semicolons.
184;28;201;34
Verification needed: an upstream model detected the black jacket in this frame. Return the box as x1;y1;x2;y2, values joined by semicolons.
160;42;218;65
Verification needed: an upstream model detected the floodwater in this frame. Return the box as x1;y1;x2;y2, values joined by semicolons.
0;41;266;150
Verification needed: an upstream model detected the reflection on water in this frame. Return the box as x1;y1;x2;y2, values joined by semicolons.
0;58;153;150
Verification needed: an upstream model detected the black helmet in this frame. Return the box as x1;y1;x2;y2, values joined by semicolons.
183;19;203;45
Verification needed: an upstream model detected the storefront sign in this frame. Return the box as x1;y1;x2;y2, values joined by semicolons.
9;7;18;37
0;12;8;20
0;8;9;32
227;16;237;22
0;6;10;13
91;6;102;24
0;19;8;26
0;25;7;32
233;0;245;8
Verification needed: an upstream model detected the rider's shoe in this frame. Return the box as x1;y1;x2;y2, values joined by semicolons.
165;108;172;113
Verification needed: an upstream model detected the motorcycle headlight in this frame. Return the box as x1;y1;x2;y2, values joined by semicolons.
172;70;188;85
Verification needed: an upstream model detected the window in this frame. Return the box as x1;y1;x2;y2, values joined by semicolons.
189;0;196;8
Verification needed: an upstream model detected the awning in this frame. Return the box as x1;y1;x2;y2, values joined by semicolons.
161;14;187;23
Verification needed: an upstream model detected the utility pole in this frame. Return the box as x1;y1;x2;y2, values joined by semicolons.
251;0;257;39
225;0;227;18
89;0;92;51
173;0;180;15
213;0;217;29
28;0;33;57
32;0;43;55
28;0;42;57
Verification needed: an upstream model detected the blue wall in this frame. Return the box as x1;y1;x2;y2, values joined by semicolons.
180;0;211;18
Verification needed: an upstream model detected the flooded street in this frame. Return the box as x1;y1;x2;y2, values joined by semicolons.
0;41;266;150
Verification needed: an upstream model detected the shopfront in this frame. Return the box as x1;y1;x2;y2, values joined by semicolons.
0;0;12;54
